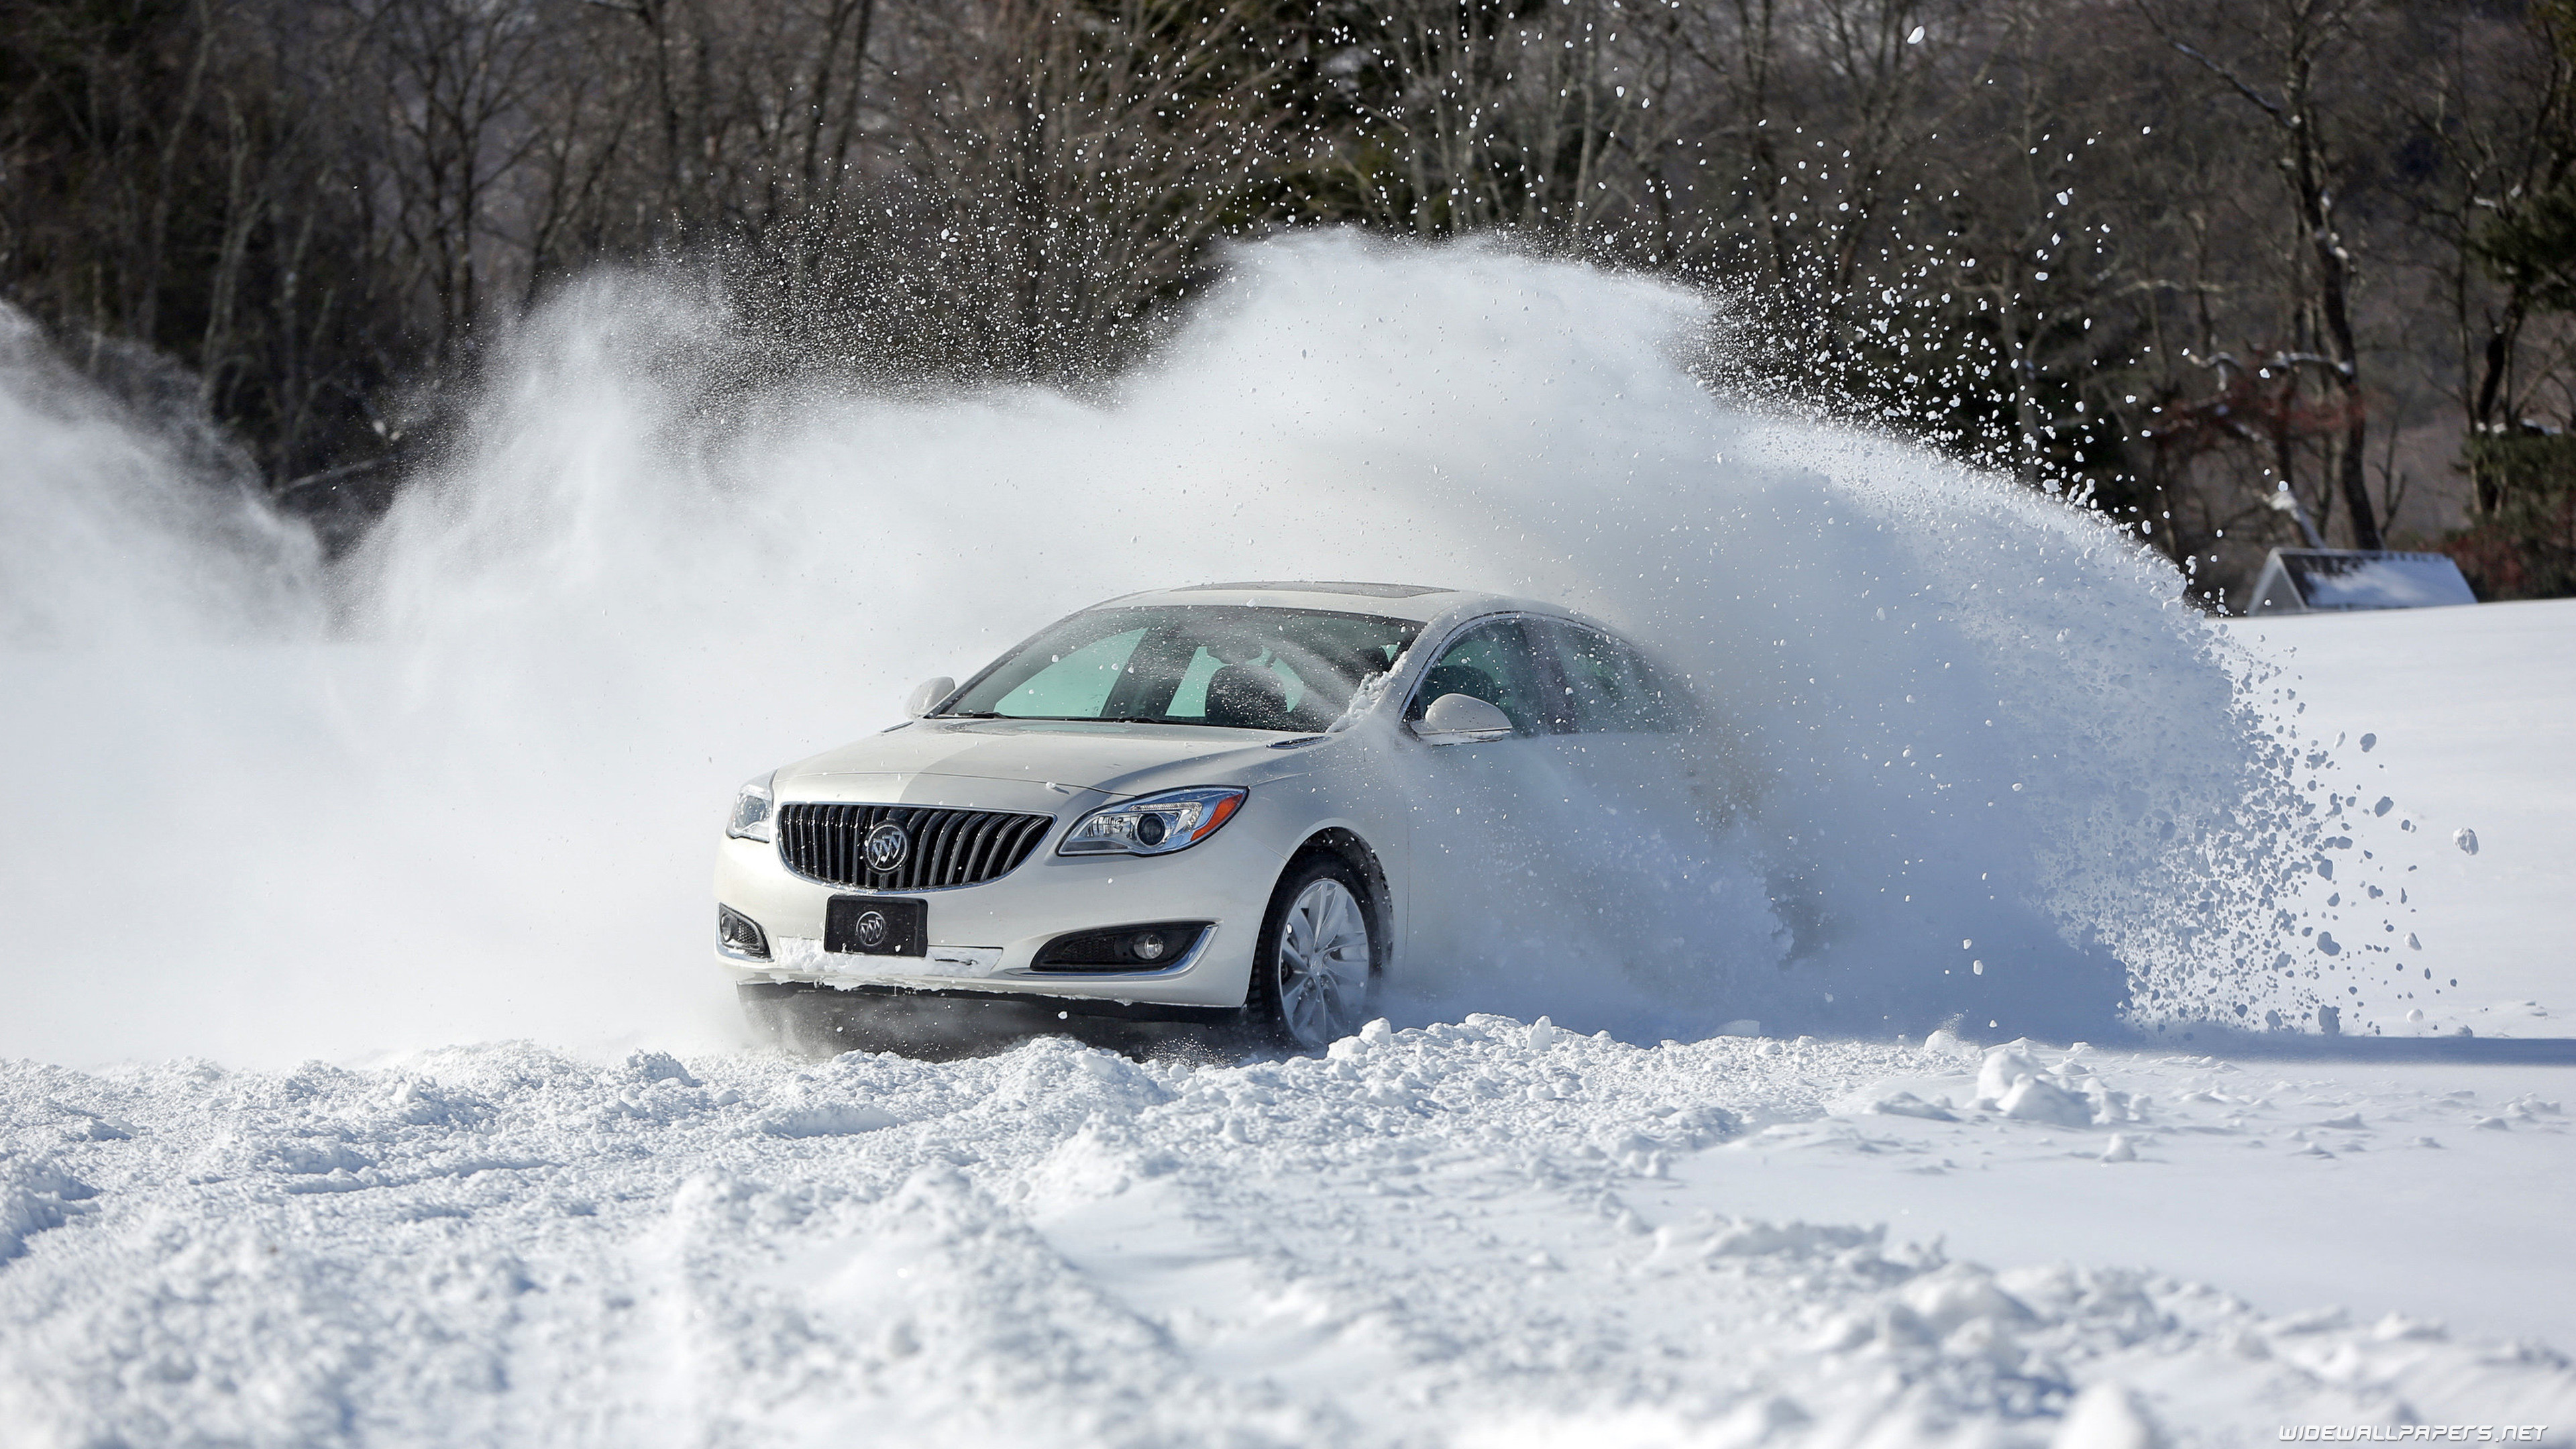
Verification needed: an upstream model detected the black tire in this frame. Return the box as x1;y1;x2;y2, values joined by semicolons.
1248;854;1380;1052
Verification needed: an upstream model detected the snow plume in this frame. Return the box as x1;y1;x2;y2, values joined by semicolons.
0;233;2398;1065
0;303;316;645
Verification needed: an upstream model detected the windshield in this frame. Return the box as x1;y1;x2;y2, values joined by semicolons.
943;606;1421;733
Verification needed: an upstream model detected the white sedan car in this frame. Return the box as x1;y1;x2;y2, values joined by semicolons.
715;582;1698;1052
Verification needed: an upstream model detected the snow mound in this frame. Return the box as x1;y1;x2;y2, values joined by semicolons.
4;1026;2571;1445
0;1154;93;1263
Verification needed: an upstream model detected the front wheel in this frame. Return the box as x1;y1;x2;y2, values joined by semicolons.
1250;857;1377;1051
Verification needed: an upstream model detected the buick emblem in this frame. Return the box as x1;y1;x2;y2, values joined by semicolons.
853;910;889;949
863;822;910;873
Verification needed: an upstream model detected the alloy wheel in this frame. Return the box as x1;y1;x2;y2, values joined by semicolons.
1274;876;1371;1049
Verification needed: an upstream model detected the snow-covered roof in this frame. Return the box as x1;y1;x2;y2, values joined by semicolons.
2246;549;2477;614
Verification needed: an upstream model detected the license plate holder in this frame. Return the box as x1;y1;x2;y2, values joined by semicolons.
825;896;928;957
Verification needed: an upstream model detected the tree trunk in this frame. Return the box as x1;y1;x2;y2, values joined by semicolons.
2281;19;2380;547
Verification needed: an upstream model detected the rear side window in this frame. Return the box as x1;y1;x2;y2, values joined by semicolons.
1405;619;1551;735
1533;619;1688;733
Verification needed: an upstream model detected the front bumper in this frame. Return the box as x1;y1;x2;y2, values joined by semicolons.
712;810;1289;1010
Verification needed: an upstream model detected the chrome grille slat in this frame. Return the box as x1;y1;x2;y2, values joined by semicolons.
930;810;968;888
902;808;929;889
963;813;1004;884
775;802;1053;891
869;806;893;886
973;815;1004;883
980;818;1010;885
914;808;943;890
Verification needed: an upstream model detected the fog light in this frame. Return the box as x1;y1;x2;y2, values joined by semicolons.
1030;922;1209;971
716;905;770;961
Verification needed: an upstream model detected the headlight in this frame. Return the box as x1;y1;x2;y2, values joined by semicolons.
727;771;776;842
1058;786;1247;857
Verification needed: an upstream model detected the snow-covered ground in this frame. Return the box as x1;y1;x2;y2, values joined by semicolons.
2235;599;2576;1034
5;600;2572;1446
4;1021;2570;1446
7;232;2575;1444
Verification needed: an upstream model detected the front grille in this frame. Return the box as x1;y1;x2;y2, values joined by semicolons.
776;802;1054;892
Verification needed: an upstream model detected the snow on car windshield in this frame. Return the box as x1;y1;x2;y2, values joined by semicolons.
943;605;1418;731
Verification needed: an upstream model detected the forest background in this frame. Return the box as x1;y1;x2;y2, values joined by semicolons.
6;0;2575;606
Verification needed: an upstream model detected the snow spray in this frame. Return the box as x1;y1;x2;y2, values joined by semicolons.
0;234;2414;1065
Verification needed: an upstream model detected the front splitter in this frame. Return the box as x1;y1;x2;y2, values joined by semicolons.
737;979;1244;1058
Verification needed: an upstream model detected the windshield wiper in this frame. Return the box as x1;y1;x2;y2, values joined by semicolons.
944;712;1288;729
941;712;1165;724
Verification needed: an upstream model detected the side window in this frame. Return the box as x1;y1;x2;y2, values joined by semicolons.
1405;619;1550;735
1536;620;1685;733
994;628;1146;718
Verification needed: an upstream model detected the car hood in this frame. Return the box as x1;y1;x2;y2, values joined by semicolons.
773;718;1305;812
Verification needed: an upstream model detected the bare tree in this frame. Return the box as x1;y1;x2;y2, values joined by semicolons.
2398;2;2576;468
7;0;2573;595
865;0;1297;382
2140;0;2384;547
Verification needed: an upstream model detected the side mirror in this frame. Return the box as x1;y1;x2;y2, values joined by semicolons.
904;676;957;719
1412;692;1513;744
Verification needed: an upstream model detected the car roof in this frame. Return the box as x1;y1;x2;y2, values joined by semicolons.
1092;581;1509;624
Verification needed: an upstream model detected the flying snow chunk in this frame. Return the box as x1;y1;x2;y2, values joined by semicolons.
2454;827;2479;855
